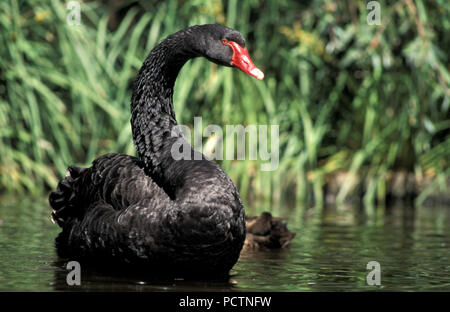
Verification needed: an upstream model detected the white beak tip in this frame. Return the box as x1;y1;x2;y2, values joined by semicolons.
250;68;265;80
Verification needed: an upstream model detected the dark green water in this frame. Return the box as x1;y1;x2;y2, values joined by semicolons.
0;197;449;291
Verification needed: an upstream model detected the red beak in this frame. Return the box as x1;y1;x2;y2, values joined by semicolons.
222;40;264;80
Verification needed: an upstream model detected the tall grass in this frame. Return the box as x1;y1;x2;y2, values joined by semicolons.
0;0;448;208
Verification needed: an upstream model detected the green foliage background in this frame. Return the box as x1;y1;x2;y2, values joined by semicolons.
0;0;448;207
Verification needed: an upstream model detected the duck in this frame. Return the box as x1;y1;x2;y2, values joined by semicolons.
49;24;266;277
244;212;296;250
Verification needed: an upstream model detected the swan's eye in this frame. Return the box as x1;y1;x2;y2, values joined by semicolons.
222;39;228;45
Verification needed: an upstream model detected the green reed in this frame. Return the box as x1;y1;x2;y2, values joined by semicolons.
0;0;448;208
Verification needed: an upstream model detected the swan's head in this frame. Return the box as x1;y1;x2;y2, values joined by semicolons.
191;24;264;80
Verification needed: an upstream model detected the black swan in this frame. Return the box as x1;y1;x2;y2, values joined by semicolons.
49;24;266;277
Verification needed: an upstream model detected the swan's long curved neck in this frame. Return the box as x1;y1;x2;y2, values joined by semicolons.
130;30;199;195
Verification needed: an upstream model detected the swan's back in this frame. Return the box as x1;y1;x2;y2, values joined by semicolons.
51;153;245;276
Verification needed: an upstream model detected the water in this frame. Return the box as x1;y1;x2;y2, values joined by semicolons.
0;197;449;291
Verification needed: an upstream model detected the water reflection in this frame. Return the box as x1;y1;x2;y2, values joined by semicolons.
51;258;236;291
0;198;449;291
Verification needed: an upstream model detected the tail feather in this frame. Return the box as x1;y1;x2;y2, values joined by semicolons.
49;166;86;227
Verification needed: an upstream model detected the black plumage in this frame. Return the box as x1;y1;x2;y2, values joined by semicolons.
49;25;252;277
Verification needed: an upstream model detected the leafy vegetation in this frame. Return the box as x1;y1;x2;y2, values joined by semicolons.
0;0;448;208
